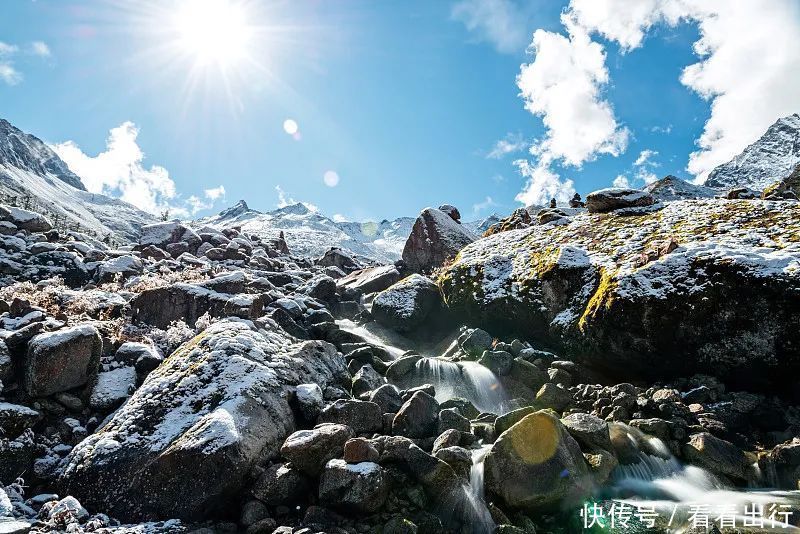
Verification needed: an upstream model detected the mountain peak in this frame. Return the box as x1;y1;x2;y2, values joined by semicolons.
0;117;86;191
705;112;800;191
216;199;255;220
277;202;312;215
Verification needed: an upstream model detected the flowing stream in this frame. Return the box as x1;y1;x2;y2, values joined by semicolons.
336;319;800;532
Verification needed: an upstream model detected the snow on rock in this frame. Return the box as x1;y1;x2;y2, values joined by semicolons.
0;205;52;232
644;175;717;201
402;206;476;273
138;221;200;250
585;188;655;213
90;366;137;411
58;319;348;522
371;274;444;335
706;113;800;192
24;324;102;397
440;199;800;391
97;255;143;282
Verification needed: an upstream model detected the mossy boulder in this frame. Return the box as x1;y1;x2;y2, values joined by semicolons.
439;199;800;393
483;411;590;511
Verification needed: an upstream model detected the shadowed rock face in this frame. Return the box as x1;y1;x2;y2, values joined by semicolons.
440;199;800;394
58;320;348;522
402;207;475;274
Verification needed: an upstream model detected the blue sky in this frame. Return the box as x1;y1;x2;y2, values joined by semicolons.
1;0;798;221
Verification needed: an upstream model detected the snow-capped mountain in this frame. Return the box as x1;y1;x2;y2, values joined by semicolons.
0;118;156;242
705;113;800;191
645;175;717;201
197;200;415;263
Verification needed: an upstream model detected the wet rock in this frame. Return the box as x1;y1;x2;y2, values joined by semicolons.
392;391;439;438
561;412;612;452
336;265;401;296
478;350;513;376
372;275;443;334
484;411;590;511
281;423;354;476
318;399;383;435
318;459;388;513
250;463;309;506
682;432;753;481
383;516;418;534
584;448;618;485
377;436;461;500
24;324;102;397
351;364;384;397
437;408;470;434
459;328;493;358
240;500;268;528
628;418;672;442
508;358;548;390
402;207;475;273
586;188;656;213
494;407;536;436
317;247;361;272
433;446;471;480
369;384;404;414
58;320;348;522
385;354;423;381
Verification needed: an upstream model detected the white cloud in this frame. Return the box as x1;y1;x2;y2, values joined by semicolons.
52;122;221;217
634;149;658;167
29;41;51;57
451;0;531;54
514;159;576;206
0;63;21;85
613;174;631;188
472;196;498;214
204;185;226;200
487;133;527;159
565;0;800;181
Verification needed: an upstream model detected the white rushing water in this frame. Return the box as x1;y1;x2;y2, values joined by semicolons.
409;358;510;414
605;425;800;532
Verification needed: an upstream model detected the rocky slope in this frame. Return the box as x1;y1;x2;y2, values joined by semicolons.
705;113;800;191
1;193;800;533
0;119;156;243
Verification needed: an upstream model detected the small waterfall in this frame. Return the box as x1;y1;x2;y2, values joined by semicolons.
606;425;800;532
462;446;496;534
407;358;510;414
336;319;408;359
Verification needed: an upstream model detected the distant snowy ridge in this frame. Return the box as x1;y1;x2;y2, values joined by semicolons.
0;118;156;242
705;113;800;191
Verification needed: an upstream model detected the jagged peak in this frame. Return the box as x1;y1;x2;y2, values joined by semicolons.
217;199;255;219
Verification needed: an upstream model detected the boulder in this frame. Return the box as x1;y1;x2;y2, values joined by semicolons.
459;328;493;358
318;459;388;513
317;399;383;435
97;255;143;283
402;207;476;273
58;320;348;522
682;432;753;481
438;204;461;222
138;221;201;251
478;350;513;376
89;366;136;411
561;412;612;452
0;402;41;437
294;383;325;421
317;247;361;272
250;463;309;506
24;324;102;397
131;282;264;328
336;265;401;296
585;188;655;213
30;251;90;287
281;423;354;476
392;391;439;438
372;275;443;334
0;205;52;232
439;200;800;393
483;208;532;237
483;411;590;511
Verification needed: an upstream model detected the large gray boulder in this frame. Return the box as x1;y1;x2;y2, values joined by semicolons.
318;459;388;513
24;324;102;397
58;320;348;522
372;275;443;334
336;265;401;296
585;188;655;213
138;221;201;251
0;205;52;232
402;207;476;273
440;200;800;392
484;411;590;511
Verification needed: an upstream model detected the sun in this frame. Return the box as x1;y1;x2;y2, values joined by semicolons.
171;0;253;66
